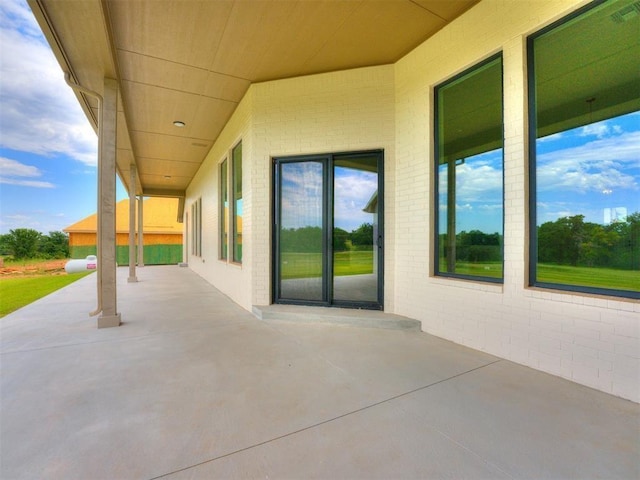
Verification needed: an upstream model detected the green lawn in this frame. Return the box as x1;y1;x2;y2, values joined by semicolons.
537;264;639;292
334;251;374;276
444;261;503;279
0;273;91;318
281;251;374;279
439;258;639;291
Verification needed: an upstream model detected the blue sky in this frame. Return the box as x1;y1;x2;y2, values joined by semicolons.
0;0;126;235
280;162;377;233
536;112;640;226
440;111;640;234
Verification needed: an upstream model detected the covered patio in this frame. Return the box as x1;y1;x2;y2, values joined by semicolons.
1;266;638;479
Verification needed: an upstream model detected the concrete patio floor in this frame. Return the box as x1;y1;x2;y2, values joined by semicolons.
1;266;638;480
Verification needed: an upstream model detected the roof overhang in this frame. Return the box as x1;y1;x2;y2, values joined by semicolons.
28;0;480;217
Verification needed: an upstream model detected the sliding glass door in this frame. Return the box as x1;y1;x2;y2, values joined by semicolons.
274;151;383;309
277;159;326;301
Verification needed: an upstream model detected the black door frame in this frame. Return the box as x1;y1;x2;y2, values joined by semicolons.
272;149;384;310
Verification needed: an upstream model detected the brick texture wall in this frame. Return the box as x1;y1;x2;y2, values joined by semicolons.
395;0;639;402
185;0;639;402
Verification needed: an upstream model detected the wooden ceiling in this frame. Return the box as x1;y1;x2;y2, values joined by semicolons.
29;0;480;198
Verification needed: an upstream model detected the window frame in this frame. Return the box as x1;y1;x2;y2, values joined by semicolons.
231;141;243;264
433;52;505;284
527;0;640;300
191;197;202;257
219;158;228;261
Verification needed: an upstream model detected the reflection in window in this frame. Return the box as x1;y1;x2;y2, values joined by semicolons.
219;158;228;260
278;161;324;301
232;142;242;264
333;155;379;303
434;54;504;282
529;0;640;298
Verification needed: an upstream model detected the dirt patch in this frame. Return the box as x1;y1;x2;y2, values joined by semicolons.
0;259;68;277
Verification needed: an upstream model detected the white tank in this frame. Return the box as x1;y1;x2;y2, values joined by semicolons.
65;255;98;274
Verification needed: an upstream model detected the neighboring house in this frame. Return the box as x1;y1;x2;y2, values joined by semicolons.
64;198;183;266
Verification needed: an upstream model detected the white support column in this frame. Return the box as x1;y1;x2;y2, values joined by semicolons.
137;195;144;267
97;78;121;328
128;165;137;283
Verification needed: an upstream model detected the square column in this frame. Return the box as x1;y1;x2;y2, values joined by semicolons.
128;164;138;283
97;78;121;328
137;195;144;267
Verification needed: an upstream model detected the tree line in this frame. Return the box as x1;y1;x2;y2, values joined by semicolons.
0;229;69;260
537;213;639;270
440;212;639;270
280;223;374;253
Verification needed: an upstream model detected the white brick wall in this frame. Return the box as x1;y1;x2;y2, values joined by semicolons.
187;66;396;311
186;0;639;402
250;66;396;308
185;90;253;309
395;0;638;402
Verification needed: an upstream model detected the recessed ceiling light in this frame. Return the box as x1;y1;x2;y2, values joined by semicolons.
173;120;186;127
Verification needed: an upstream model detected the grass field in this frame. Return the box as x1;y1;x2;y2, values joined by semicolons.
284;252;638;292
443;261;503;279
537;264;639;292
0;258;92;317
438;258;639;291
281;251;374;279
0;273;91;318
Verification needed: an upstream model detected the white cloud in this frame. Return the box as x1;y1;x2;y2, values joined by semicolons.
278;164;379;231
333;169;378;231
0;177;55;188
0;157;40;177
537;130;640;194
580;121;623;139
4;214;29;221
0;157;55;188
0;0;97;165
0;211;69;233
580;123;610;138
280;163;323;229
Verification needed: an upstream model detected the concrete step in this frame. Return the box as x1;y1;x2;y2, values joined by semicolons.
252;304;421;332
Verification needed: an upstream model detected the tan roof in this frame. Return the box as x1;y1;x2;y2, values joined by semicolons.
64;197;183;235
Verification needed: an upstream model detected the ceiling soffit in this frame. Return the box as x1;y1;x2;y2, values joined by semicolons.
33;0;481;197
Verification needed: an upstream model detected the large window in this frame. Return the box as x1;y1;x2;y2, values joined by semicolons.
191;197;202;257
219;158;228;260
434;54;504;282
528;0;640;299
232;142;242;264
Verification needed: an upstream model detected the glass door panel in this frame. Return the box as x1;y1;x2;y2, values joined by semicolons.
274;151;383;308
278;161;324;301
332;155;380;303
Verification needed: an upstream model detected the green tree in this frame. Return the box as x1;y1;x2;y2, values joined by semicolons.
579;223;616;267
538;213;639;270
5;228;42;259
0;234;12;256
280;226;323;253
456;230;502;262
538;215;586;266
351;223;374;247
38;231;70;259
333;227;350;252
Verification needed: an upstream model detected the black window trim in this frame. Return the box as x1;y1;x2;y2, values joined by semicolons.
433;52;505;285
526;0;639;300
